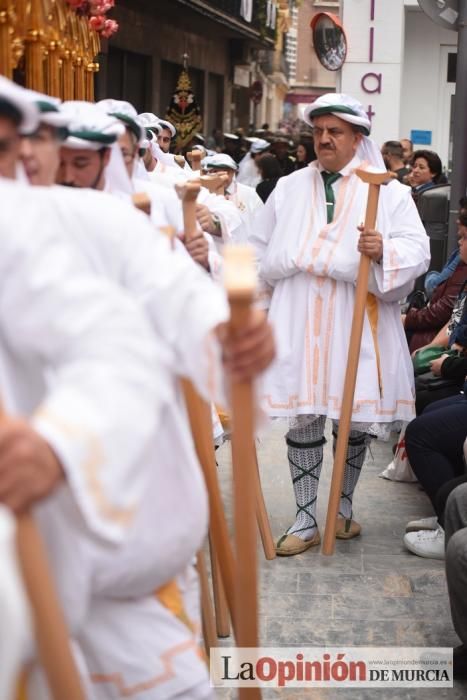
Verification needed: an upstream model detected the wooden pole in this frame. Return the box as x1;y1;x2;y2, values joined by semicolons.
322;170;394;556
16;513;86;699
225;246;262;700
180;378;237;633
175;185;238;636
209;536;230;638
254;451;276;560
196;550;217;658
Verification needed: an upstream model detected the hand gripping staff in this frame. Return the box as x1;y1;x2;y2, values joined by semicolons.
322;169;396;556
15;510;86;699
224;245;262;700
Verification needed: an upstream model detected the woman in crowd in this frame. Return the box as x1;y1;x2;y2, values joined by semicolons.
409;149;444;203
255;154;283;203
294;140;316;170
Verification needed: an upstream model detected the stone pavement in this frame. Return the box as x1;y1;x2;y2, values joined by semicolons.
213;420;467;699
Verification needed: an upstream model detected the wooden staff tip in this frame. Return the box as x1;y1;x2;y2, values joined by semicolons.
223;245;256;297
355;169;397;185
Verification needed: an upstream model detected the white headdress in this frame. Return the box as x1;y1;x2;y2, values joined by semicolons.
0;76;39;134
303;93;385;169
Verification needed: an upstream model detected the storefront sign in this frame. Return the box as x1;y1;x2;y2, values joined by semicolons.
410;129;433;145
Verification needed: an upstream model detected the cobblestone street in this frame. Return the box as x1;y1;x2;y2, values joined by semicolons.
215;421;467;699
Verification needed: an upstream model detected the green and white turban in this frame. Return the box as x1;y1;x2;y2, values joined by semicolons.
303;93;385;169
0;76;39;134
156;118;176;138
61;101;124;150
61;101;132;194
22;89;70;131
97;99;144;145
202;153;238;172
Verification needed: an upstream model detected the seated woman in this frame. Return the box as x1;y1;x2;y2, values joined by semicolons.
403;257;466;353
413;280;467;415
409;149;444;204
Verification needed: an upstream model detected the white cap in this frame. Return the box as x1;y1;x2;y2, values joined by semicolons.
250;138;270;154
61;101;124;150
0;76;39;134
97;99;144;144
138;112;161;136
21;88;70;129
201;153;238;172
156;118;176;138
303;93;371;135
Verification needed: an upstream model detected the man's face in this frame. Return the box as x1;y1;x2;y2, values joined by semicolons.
157;127;172;153
20;124;60;186
313;115;361;172
0;115;21;179
400;139;413;164
118;129;138;179
57;146;110;189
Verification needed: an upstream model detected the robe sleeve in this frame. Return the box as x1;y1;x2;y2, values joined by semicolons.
0;213;161;544
249;188;278;309
116;211;230;404
368;185;430;302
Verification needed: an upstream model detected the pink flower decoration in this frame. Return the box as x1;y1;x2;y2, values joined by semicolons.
89;13;106;31
100;18;119;37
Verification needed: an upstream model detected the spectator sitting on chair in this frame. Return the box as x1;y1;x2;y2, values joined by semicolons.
409;149;444;204
424;198;467;299
403;219;467;353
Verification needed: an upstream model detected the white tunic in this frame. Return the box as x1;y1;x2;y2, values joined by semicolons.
251;157;430;428
226;179;264;242
21;183;228;698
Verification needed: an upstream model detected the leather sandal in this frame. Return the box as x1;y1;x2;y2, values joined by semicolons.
275;529;321;556
335;518;361;539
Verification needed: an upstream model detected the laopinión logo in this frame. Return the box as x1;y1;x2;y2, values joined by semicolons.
210;647;453;688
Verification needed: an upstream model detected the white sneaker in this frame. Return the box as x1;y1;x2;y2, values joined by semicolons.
405;516;439;533
403;527;445;560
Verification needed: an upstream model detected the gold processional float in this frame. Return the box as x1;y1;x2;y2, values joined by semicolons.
0;0;118;100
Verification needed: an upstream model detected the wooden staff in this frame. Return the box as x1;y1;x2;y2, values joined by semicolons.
322;169;395;556
225;246;262;700
177;181;276;562
209;536;230;638
132;193;235;651
254;451;276;560
16;513;86;699
196;550;217;657
176;183;237;628
187;150;203;171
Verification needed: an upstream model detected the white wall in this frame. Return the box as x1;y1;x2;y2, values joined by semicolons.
340;0;405;147
400;9;456;165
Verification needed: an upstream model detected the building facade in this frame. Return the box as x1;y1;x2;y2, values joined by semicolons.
285;0;340;121
96;0;295;134
340;0;457;172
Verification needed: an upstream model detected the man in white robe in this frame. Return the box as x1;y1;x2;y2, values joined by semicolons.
4;82;275;697
237;138;270;188
202;152;264;243
251;93;430;556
